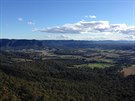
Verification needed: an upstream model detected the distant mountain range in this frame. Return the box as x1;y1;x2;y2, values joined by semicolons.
0;39;135;50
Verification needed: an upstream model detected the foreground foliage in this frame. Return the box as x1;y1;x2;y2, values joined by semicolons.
0;55;135;101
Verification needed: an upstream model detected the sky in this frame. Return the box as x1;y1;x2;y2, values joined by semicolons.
0;0;135;40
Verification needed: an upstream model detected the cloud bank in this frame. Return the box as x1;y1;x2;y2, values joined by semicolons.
34;20;135;36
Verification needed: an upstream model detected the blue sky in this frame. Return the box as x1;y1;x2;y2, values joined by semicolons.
1;0;135;40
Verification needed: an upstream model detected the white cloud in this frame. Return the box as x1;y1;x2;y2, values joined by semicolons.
121;27;135;35
85;15;96;19
17;18;36;26
89;15;96;19
18;18;23;22
33;20;135;40
45;35;72;40
55;35;71;40
27;21;35;25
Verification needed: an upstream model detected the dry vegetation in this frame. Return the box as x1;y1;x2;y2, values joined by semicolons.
121;65;135;77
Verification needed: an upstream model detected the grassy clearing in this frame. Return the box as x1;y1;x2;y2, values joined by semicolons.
96;58;114;63
74;63;113;69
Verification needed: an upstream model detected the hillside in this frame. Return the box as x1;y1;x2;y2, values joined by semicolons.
0;39;135;101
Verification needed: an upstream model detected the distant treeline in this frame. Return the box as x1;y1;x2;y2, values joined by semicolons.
0;39;135;50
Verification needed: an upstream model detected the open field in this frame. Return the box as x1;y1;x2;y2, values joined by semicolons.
121;65;135;77
74;63;113;69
